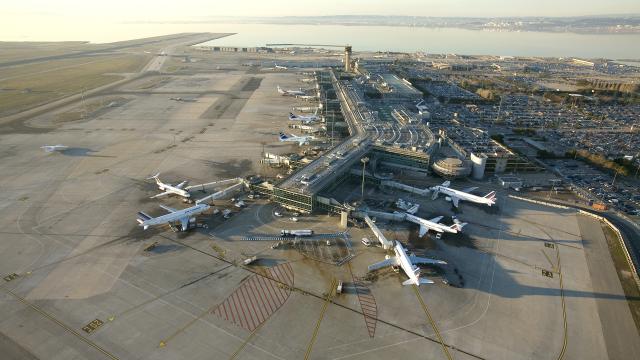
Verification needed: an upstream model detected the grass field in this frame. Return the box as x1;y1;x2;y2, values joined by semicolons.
0;41;99;63
602;224;640;332
0;55;120;81
0;54;150;116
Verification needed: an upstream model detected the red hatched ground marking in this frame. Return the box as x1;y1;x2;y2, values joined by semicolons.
212;263;294;331
347;264;378;338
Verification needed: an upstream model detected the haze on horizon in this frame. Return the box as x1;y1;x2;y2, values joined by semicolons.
4;0;640;20
3;0;640;43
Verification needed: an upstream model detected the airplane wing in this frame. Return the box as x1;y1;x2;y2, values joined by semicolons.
429;216;444;223
462;186;478;193
402;278;418;286
418;225;430;237
150;191;172;199
159;204;178;213
402;278;434;286
409;255;447;265
180;217;189;231
367;257;400;272
175;180;189;189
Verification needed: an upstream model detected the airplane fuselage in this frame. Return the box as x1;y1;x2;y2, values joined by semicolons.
395;243;421;285
157;183;190;198
434;186;495;206
405;213;458;234
140;203;209;228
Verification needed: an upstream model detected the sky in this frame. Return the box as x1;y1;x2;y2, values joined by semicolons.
3;0;640;19
2;0;639;42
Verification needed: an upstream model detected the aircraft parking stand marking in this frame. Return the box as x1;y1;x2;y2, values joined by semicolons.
541;249;557;271
347;262;378;338
212;263;294;332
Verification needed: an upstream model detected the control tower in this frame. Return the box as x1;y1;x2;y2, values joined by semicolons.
344;45;352;72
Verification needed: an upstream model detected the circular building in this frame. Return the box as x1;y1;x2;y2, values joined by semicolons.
431;157;472;179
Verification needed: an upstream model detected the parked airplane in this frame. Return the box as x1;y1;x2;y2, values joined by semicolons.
368;241;447;286
296;124;323;134
300;78;315;83
147;173;242;203
278;132;314;146
431;181;497;208
274;63;288;70
41;145;68;153
404;213;467;237
293;106;320;113
147;173;192;200
137;203;210;231
169;97;197;102
289;112;320;123
277;85;305;96
296;94;317;101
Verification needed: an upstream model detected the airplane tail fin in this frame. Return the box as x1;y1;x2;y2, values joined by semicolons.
451;222;468;232
402;279;417;286
442;180;451;187
137;211;152;227
146;172;160;181
483;191;497;204
279;132;288;140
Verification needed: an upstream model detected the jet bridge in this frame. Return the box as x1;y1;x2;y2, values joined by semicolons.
195;179;245;204
363;215;394;250
380;181;431;197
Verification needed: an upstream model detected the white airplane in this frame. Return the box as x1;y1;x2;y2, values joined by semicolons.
277;85;306;97
289;112;320;123
147;173;242;202
169;97;197;102
404;213;467;237
368;241;447;286
41;145;69;153
137;203;210;231
278;132;314;146
147;173;192;200
293;106;320;113
296;94;317;101
431;181;497;208
300;78;315;83
275;63;288;70
296;124;322;133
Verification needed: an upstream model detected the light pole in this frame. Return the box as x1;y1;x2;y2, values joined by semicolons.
361;157;369;202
